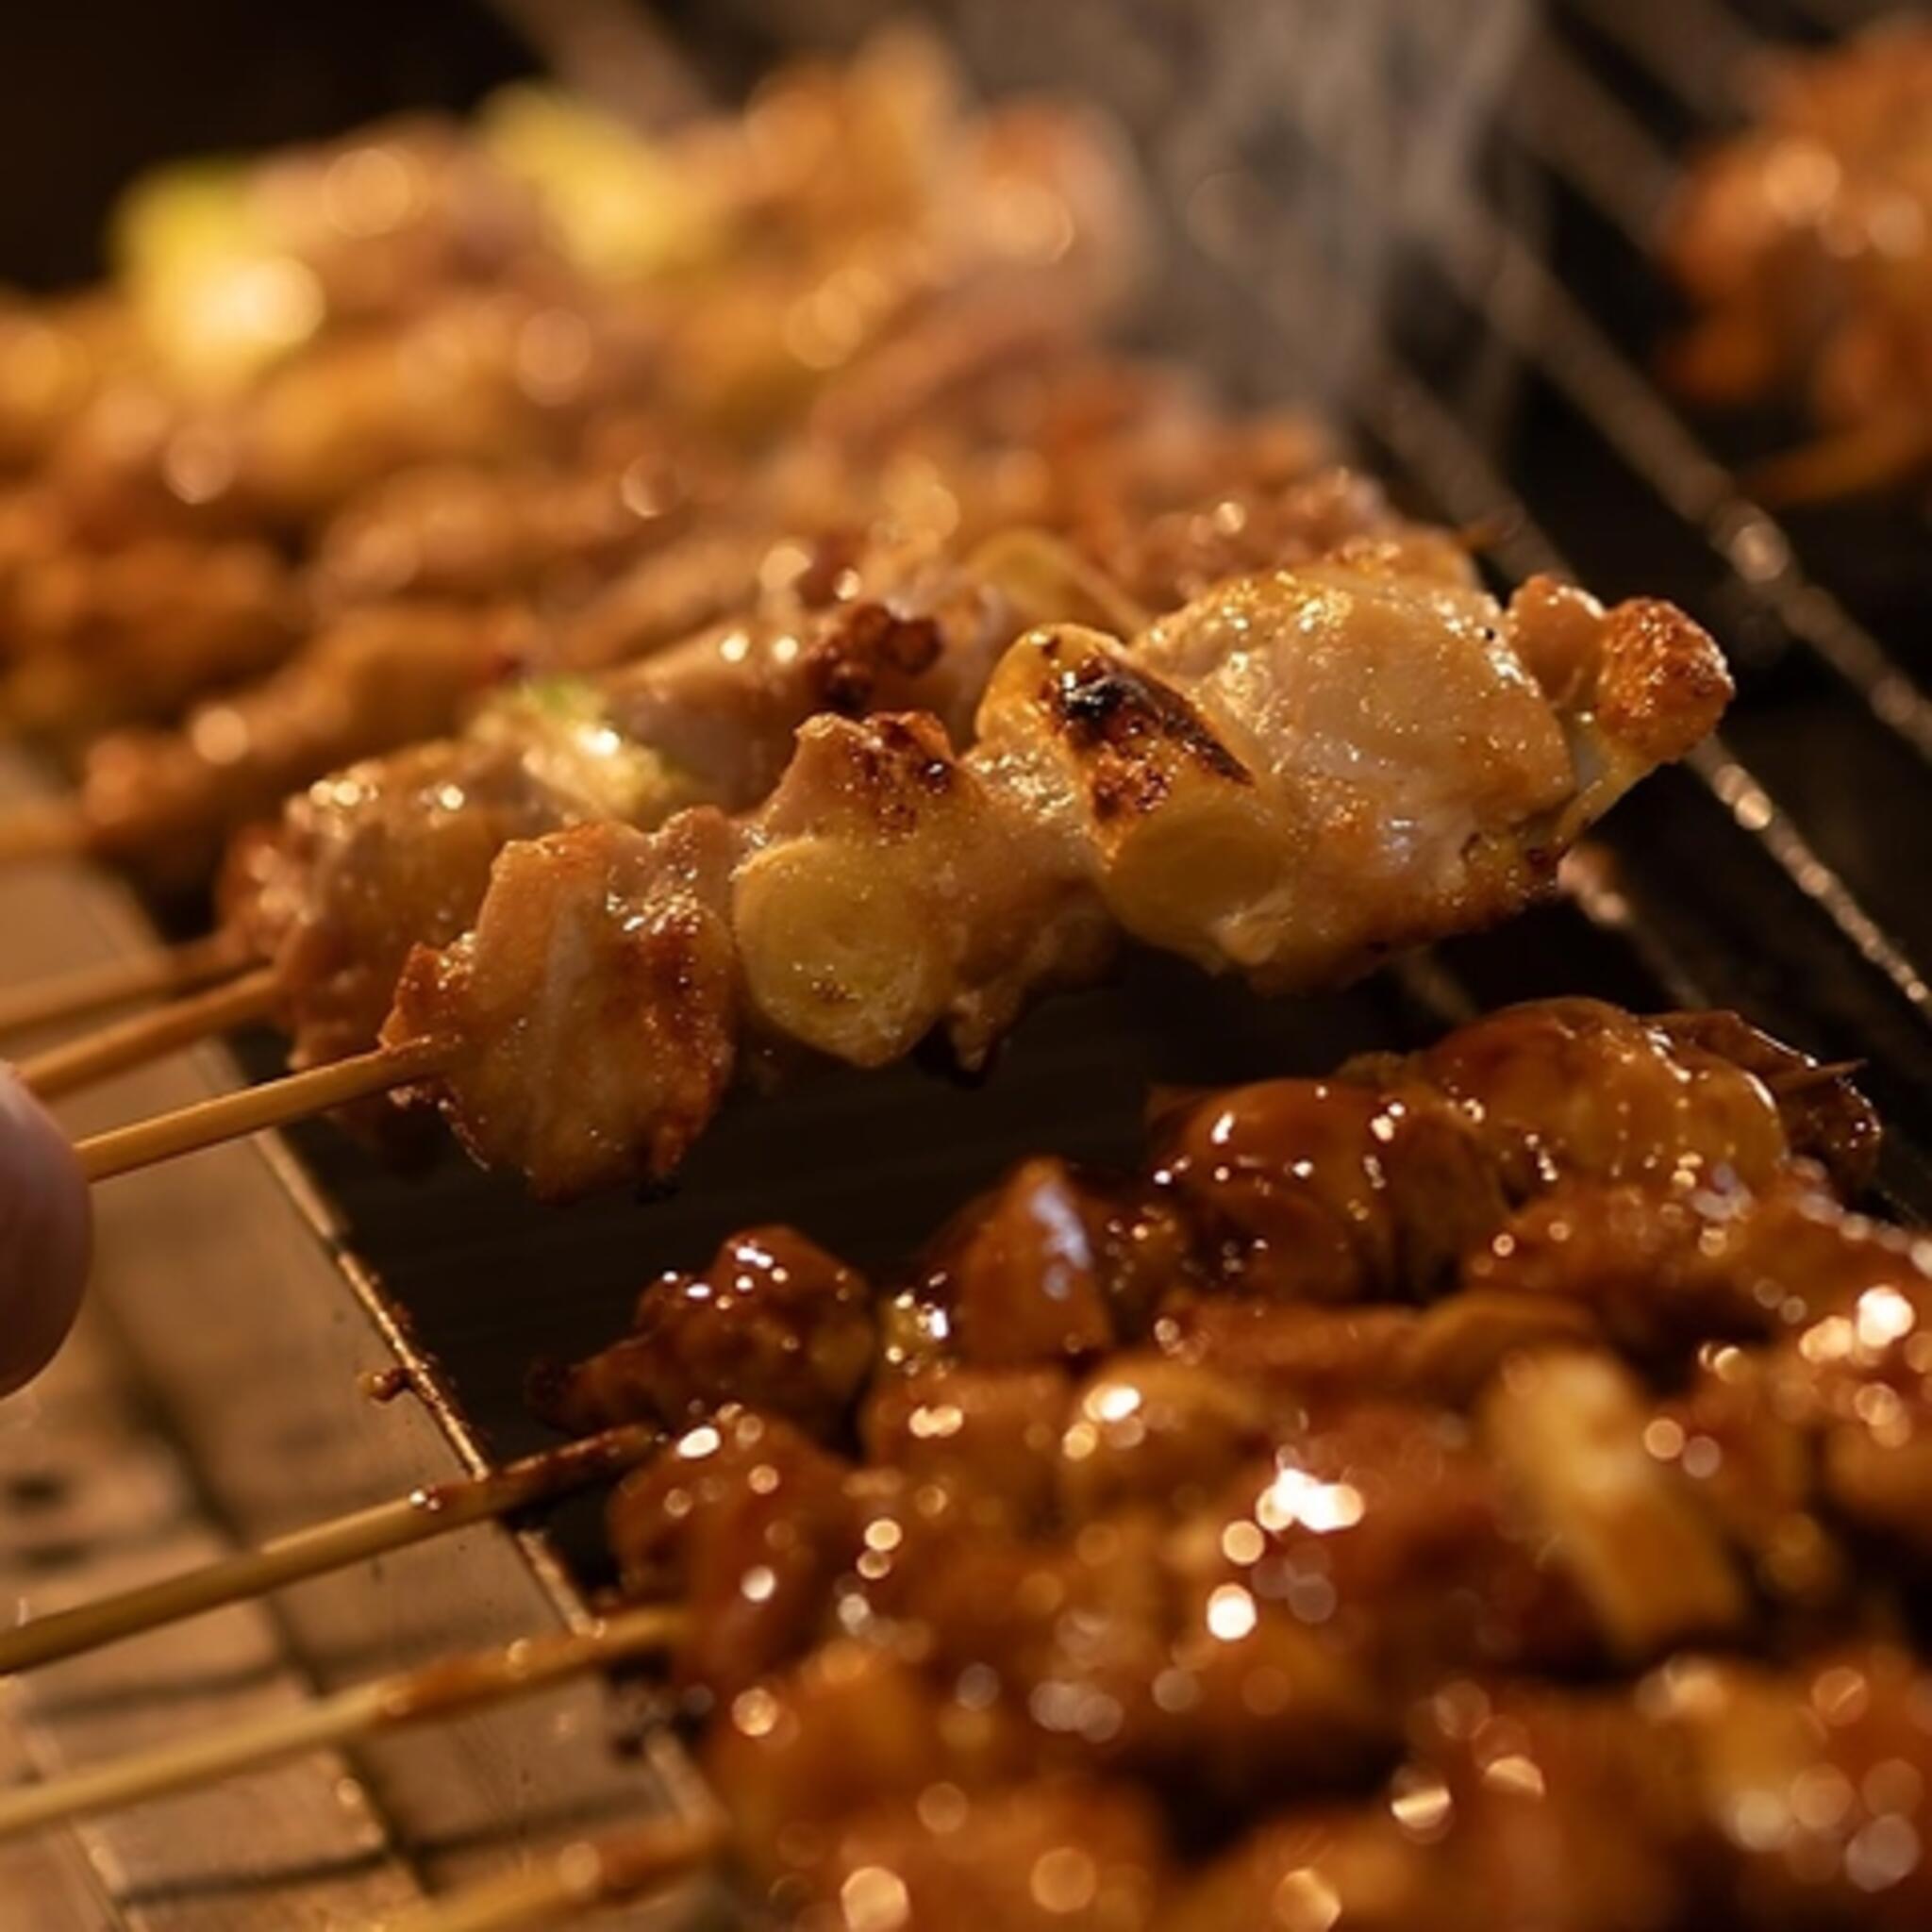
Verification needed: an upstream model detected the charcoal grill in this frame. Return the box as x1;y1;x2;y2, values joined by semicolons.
3;0;1930;1923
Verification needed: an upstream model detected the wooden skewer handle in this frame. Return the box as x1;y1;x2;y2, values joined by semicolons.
76;1038;452;1183
0;1425;662;1675
0;1604;686;1841
374;1816;726;1932
21;965;279;1100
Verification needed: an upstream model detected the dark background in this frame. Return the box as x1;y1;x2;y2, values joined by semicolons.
3;2;536;288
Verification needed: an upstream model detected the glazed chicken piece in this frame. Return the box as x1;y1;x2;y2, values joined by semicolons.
542;996;1867;1459
387;557;1730;1197
544;1007;1932;1926
1464;1168;1932;1591
606;1407;858;1702
1656;1646;1932;1929
531;1226;874;1443
0;533;300;742
802;1779;1170;1932
706;1640;1167;1927
700;1638;1038;1904
1167;1687;1698;1932
602;1379;1671;1806
1387;996;1809;1203
1664;20;1932;499
1463;1166;1913;1365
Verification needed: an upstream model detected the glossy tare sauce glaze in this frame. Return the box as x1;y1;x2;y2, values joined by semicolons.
518;997;1932;1929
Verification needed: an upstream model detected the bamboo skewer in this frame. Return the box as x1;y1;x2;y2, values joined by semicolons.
375;1816;727;1932
0;1603;687;1840
0;1425;661;1675
19;965;279;1099
0;932;252;1040
76;1036;453;1181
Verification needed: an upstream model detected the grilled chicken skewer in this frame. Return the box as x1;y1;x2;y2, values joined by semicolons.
13;1003;1928;1932
381;553;1729;1197
8;423;1396;1096
69;549;1730;1192
8;997;1869;1670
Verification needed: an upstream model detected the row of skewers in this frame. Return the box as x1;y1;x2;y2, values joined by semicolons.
6;996;1932;1932
1;22;1924;1931
0;30;1733;1206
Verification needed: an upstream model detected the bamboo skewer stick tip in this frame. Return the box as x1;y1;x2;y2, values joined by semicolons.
75;1035;455;1184
0;1425;663;1676
0;1603;687;1841
375;1814;725;1932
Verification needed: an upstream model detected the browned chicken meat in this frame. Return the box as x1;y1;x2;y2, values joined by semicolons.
519;1000;1929;1929
385;553;1729;1196
1665;18;1932;499
66;359;1335;886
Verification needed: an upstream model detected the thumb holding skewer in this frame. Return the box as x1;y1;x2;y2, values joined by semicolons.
0;1066;91;1396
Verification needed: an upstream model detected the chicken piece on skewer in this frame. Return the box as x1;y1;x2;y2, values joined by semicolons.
305;427;723;613
702;1641;1167;1929
1654;1645;1932;1931
48;283;668;546
1366;995;1880;1203
1663;20;1932;499
384;552;1731;1196
1168;1685;1701;1932
1473;1164;1932;1577
58;427;741;886
0;532;302;745
75;601;535;887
